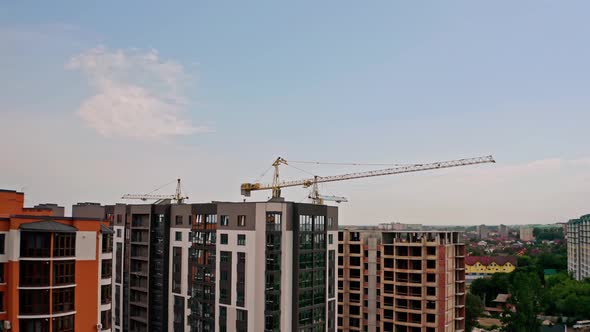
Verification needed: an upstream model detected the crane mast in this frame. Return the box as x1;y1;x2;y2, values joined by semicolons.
241;155;495;201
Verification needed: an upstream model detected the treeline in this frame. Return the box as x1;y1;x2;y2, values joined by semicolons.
532;226;564;241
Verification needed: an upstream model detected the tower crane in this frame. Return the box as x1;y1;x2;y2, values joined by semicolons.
122;178;188;204
241;155;495;204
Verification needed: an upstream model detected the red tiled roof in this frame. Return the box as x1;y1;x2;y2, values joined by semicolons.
465;256;517;266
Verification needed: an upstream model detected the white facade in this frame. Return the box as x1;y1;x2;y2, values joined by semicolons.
168;227;192;332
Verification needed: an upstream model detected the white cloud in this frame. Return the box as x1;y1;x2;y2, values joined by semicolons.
67;46;209;139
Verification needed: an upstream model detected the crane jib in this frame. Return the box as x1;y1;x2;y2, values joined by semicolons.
247;155;495;191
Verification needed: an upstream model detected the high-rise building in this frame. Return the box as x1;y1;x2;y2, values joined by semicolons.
476;225;489;239
519;226;535;242
213;201;338;332
498;224;510;238
567;215;590;281
0;189;112;332
75;200;339;332
338;229;467;332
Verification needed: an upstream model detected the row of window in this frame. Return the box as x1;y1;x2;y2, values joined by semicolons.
19;288;75;315
219;306;247;332
20;233;76;258
19;315;74;332
220;215;247;227
220;234;246;246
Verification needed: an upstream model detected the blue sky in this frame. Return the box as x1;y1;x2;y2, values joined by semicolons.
1;1;589;225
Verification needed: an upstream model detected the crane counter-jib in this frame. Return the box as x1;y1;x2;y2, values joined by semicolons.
240;155;495;196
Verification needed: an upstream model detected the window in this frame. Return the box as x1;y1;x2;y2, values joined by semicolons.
172;247;182;294
20;232;51;258
175;231;182;241
220;215;229;226
102;259;112;279
20;289;49;315
220;251;230;263
220;234;228;245
101;285;112;304
0;292;3;312
173;296;185;330
115;243;122;284
53;287;75;313
102;233;113;253
0;233;5;254
53;315;74;332
237;309;247;321
0;263;4;283
237;234;246;246
116;229;122;238
175;215;183;225
101;309;112;330
238;215;246;227
20;261;50;286
54;233;76;257
53;260;75;285
115;285;121;325
329;234;333;245
20;319;49;332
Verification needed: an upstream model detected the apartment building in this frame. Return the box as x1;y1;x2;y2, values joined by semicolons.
338;229;466;332
75;199;339;332
214;201;338;332
338;229;382;332
567;214;590;281
519;227;535;242
0;189;112;332
475;225;489;240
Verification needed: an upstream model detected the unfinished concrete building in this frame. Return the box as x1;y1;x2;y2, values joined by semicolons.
338;229;382;332
339;229;466;332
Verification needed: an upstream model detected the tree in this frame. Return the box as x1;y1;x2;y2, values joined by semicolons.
466;293;484;332
470;273;511;306
502;272;541;332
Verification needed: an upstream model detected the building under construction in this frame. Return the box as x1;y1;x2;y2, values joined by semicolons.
338;228;466;332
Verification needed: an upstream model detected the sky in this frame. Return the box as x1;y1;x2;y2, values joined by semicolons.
1;1;589;225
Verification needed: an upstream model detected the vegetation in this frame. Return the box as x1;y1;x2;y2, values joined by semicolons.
467;241;590;330
501;271;541;332
533;227;564;241
542;273;590;321
466;293;485;332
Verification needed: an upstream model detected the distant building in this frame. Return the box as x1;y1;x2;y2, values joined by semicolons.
568;215;590;281
520;226;535;242
498;224;510;237
378;222;423;231
476;224;490;239
33;203;65;217
465;256;517;283
339;228;467;332
0;189;112;331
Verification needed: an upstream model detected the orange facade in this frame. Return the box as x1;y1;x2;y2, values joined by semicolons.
0;190;111;332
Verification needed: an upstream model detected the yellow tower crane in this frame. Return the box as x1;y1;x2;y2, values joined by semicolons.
241;155;495;204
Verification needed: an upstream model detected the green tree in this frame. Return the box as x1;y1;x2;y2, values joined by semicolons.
466;293;484;332
470;273;511;306
502;272;541;332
